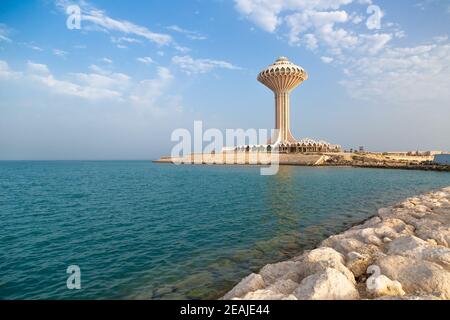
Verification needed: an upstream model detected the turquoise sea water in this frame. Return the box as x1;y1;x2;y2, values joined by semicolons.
1;161;449;299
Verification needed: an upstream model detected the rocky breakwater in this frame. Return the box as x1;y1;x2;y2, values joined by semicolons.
223;187;450;300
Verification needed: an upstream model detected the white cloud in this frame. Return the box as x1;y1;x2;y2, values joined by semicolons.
351;14;364;24
102;57;113;64
340;42;450;104
2;59;177;111
172;55;242;75
110;36;143;44
357;33;393;55
174;45;191;53
53;49;68;57
234;0;353;33
321;56;334;63
88;64;109;74
55;0;172;46
167;25;207;40
137;57;154;65
130;67;173;105
26;61;122;100
0;24;12;43
285;10;359;50
234;0;395;57
27;61;50;74
71;69;130;92
82;9;171;45
26;44;44;51
0;60;21;79
433;35;448;43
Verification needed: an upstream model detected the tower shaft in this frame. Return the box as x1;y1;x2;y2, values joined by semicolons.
274;91;296;144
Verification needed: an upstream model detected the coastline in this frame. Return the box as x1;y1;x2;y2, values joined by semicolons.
154;152;450;172
222;187;450;300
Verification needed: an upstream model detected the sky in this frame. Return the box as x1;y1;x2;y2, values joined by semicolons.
0;0;449;160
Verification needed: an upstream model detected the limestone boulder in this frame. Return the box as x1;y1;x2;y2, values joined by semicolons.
387;235;450;269
375;294;441;300
296;247;356;284
259;260;301;285
238;289;295;300
322;236;383;261
376;255;450;299
266;279;299;295
293;268;360;300
222;273;265;300
414;205;431;214
353;216;382;229
414;219;450;247
397;200;416;209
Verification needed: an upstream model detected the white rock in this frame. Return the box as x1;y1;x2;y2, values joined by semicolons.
376;255;450;299
398;201;415;209
414;205;430;213
434;192;448;199
387;236;450;269
266;279;299;295
293;268;360;300
259;260;301;285
303;247;345;264
321;236;381;258
354;216;382;229
239;289;289;300
387;235;428;255
297;247;356;284
375;294;441;300
222;273;265;300
378;207;393;217
366;235;383;246
414;219;450;247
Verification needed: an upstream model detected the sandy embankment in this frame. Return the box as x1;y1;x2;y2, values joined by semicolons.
223;187;450;300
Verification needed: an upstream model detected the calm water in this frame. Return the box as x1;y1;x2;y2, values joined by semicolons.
0;161;449;300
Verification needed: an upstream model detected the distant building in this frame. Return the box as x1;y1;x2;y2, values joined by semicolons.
434;154;450;165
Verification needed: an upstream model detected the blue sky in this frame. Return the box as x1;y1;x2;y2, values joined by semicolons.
1;0;449;160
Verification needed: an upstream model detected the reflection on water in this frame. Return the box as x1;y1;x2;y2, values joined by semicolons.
0;161;449;300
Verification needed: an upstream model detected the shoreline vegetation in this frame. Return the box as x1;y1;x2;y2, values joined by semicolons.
222;187;450;300
154;152;450;172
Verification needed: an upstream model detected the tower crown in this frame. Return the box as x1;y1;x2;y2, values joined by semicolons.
257;56;308;92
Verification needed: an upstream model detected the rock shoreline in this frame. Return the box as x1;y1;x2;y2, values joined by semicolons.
222;187;450;300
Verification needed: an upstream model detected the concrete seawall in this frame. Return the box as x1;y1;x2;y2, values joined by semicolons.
154;152;450;172
223;187;450;300
153;152;324;166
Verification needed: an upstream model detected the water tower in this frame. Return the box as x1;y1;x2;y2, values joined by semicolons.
257;57;308;145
